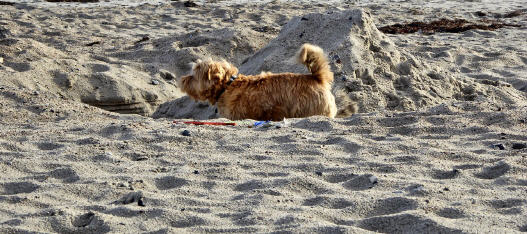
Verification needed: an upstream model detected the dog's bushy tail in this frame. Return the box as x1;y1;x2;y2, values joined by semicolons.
296;43;333;84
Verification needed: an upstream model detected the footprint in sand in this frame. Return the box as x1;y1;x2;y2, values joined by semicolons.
3;61;31;72
103;207;163;218
425;116;448;125
244;154;273;161
87;63;110;73
51;70;75;88
302;196;355;209
365;197;418;217
270;135;296;144
488;198;525;215
516;55;527;66
358;213;463;233
1;181;39;195
1;219;22;226
318;137;362;154
474;161;510;179
377;116;418;128
49;167;80;183
431;168;461;180
342;174;378;191
388;125;418;136
67;211;110;232
234;180;265;192
435;207;465;219
287;177;331;195
199;180;218;190
154;176;188;190
72;212;95;227
269;143;323;156
171;216;207;228
453;164;481;170
218;211;258;226
392;155;420;164
251;172;289;177
37;142;64;151
75;137;100;145
292;119;335;132
488;198;525;209
368;162;397;174
274;215;300;226
322;172;357;183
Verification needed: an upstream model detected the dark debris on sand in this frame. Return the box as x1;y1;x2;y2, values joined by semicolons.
379;18;521;35
85;41;101;46
134;36;150;44
184;1;197;7
502;9;526;18
0;1;15;5
475;9;526;18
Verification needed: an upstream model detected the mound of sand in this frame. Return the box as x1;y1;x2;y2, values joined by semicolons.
239;9;527;112
112;27;271;78
0;35;179;115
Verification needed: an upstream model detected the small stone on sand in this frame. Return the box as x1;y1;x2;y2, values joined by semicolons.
159;70;176;80
492;143;505;150
184;1;197;7
369;175;378;184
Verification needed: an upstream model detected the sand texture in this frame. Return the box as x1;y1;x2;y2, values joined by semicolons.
1;0;527;233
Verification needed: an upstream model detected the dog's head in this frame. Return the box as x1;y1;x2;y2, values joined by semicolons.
178;59;238;104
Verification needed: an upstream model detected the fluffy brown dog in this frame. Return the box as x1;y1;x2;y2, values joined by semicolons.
177;44;338;121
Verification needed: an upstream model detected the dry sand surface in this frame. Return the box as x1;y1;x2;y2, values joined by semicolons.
1;0;527;233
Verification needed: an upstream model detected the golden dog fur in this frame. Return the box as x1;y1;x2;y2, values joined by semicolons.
177;43;341;121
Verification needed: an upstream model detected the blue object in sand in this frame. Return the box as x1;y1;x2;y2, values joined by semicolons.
254;120;270;127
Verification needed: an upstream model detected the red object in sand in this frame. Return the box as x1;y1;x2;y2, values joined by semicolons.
173;121;236;126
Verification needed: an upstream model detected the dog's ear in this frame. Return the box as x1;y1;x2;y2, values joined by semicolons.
188;62;199;76
207;65;226;81
220;61;238;77
227;63;238;77
191;60;201;70
229;66;238;76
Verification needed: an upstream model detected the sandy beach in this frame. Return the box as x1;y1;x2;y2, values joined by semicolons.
1;0;526;233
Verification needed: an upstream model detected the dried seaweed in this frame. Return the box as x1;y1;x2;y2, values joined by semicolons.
0;1;15;5
379;18;521;35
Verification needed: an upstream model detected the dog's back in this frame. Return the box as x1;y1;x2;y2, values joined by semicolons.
219;72;337;121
